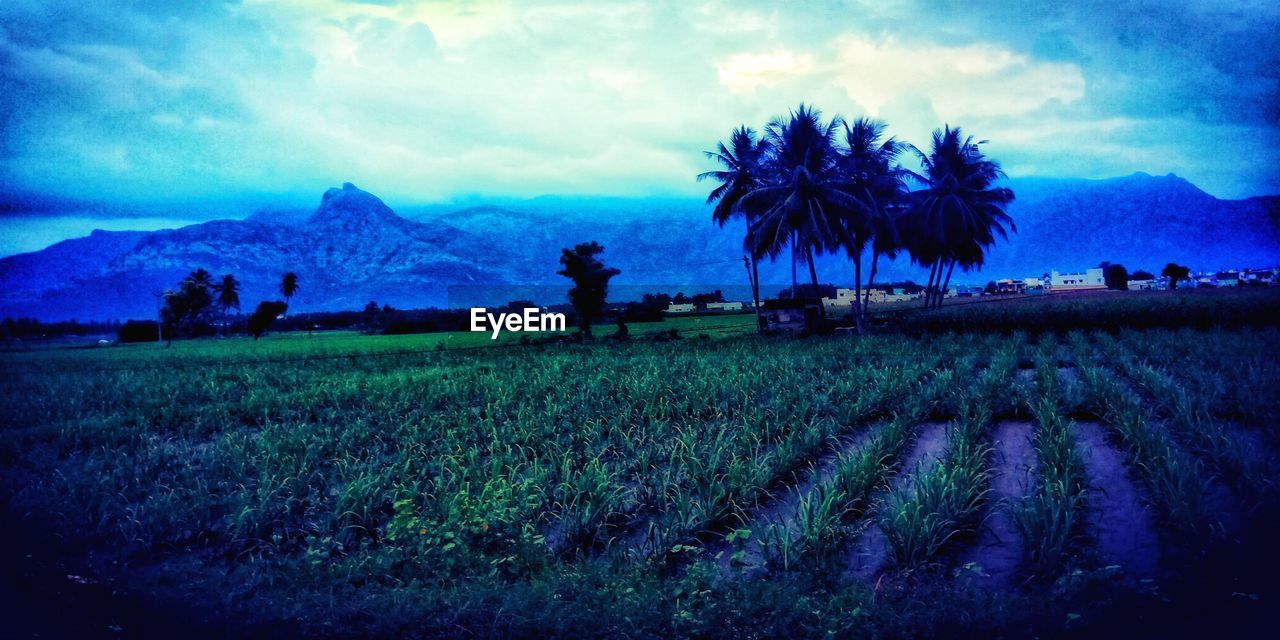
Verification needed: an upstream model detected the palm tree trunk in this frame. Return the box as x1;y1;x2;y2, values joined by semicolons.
937;260;957;310
924;260;940;309
745;255;762;334
864;250;880;318
854;250;864;335
806;247;819;290
790;230;798;295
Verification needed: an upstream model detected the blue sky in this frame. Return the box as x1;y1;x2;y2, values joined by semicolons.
1;0;1277;231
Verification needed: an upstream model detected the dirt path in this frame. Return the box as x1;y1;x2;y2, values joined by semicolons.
1073;421;1161;579
955;421;1037;588
846;421;950;581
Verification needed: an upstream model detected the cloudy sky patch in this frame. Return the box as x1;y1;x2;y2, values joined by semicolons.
0;0;1276;210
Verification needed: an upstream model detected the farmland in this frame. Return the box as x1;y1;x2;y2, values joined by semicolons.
2;292;1280;637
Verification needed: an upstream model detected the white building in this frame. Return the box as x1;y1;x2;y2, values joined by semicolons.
704;301;744;312
665;303;695;313
1050;268;1105;290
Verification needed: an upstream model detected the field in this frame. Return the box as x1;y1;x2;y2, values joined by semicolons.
2;291;1280;637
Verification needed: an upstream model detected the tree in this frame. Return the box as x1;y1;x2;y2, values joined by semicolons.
161;270;215;338
1161;263;1191;290
214;274;241;318
902;126;1015;309
699;126;772;331
742;104;862;294
280;272;299;308
1131;269;1155;281
1102;262;1129;290
838;117;908;332
248;301;289;340
557;242;620;339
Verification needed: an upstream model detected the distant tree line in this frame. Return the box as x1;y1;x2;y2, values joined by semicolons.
113;270;301;343
1;317;122;341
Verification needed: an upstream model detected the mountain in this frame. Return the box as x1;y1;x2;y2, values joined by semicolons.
1;175;1278;321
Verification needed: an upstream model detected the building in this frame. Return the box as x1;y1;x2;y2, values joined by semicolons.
820;288;892;315
704;301;744;312
665;303;695;313
884;288;922;303
1242;268;1277;286
995;279;1026;294
1128;279;1157;290
1216;272;1240;287
1050;268;1106;290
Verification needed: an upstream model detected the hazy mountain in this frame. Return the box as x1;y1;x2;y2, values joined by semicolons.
1;174;1277;321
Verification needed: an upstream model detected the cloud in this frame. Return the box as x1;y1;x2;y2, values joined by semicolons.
717;50;817;93
826;35;1085;119
0;0;1276;208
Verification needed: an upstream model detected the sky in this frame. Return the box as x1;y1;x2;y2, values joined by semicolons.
1;0;1278;252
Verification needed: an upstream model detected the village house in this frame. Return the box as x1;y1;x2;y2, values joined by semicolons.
995;279;1026;294
821;288;879;316
1049;268;1106;290
665;303;695;314
1242;268;1277;285
704;301;744;312
1215;271;1240;287
1128;278;1157;290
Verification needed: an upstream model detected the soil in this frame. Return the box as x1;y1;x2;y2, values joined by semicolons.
955;421;1037;588
1073;421;1161;580
847;421;950;581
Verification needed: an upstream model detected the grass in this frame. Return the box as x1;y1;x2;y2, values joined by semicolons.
1013;340;1087;575
2;296;1279;637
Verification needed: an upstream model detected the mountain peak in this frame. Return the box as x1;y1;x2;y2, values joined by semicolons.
309;182;401;226
1111;171;1209;199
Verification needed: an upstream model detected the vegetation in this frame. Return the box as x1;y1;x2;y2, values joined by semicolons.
161;269;215;338
1162;262;1191;290
280;271;299;308
1102;262;1129;290
699;105;1015;332
3;297;1278;636
247;300;288;339
557;241;621;339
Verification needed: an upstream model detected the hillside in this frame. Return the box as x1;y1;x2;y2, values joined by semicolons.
1;174;1277;321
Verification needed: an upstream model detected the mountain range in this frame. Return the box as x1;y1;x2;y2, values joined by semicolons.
1;174;1278;321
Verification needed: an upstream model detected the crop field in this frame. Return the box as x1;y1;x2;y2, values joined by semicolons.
2;294;1280;637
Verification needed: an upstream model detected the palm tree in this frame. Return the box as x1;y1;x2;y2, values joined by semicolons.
699;126;771;330
189;268;215;291
903;126;1015;309
742;104;862;294
214;274;241;334
215;274;241;315
838;117;908;331
280;272;299;310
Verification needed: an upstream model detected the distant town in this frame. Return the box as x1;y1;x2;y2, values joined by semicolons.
662;265;1280;318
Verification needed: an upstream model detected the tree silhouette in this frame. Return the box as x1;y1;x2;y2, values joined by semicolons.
280;272;299;309
743;104;863;293
838;117;909;331
248;301;288;340
903;126;1015;309
699;125;771;330
1161;263;1191;290
1102;262;1129;290
215;274;241;317
557;242;620;339
161;270;215;338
